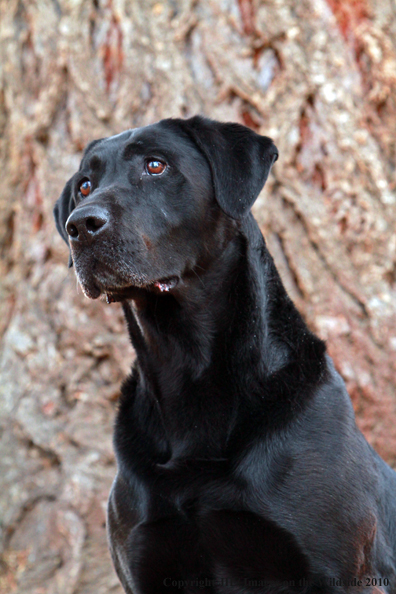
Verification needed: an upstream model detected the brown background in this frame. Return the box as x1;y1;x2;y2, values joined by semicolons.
0;0;395;592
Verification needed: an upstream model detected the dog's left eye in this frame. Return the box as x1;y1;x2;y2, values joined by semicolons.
146;160;166;175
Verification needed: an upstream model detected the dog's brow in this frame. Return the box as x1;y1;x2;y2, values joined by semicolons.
123;141;145;159
88;155;103;170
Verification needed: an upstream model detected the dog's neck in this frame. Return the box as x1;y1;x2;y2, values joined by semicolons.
124;214;326;406
118;214;326;462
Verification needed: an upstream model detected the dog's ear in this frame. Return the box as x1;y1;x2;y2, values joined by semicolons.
53;176;75;267
178;116;278;219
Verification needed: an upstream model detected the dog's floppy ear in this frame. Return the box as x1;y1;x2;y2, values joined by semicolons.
53;176;75;267
178;116;278;219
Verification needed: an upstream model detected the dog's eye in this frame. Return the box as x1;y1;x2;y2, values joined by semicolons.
79;180;92;197
146;160;166;175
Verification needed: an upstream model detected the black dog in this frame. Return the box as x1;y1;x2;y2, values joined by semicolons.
54;116;396;594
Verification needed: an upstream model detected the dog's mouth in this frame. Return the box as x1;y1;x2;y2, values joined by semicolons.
103;276;180;303
80;277;179;302
72;252;180;301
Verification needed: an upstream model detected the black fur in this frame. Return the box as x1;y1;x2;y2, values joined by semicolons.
54;116;396;594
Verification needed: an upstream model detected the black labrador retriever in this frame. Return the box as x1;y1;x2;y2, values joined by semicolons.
54;116;396;594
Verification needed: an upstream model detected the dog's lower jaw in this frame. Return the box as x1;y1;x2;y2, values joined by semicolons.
71;250;155;301
72;250;182;301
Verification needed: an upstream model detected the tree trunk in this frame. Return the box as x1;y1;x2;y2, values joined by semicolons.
1;0;395;591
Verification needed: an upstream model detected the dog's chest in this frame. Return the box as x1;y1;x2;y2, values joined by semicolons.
108;467;309;594
134;513;306;591
112;375;309;591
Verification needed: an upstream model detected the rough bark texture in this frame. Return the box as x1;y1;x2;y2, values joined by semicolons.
0;0;395;591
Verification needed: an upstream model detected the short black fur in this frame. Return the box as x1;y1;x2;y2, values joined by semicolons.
54;116;396;594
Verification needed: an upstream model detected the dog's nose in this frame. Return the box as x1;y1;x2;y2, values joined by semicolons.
66;205;109;243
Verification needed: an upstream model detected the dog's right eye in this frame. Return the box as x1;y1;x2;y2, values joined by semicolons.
79;180;92;197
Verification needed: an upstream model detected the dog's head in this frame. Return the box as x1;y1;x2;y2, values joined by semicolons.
54;116;278;300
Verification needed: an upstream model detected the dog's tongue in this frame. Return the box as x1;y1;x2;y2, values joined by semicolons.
154;277;178;292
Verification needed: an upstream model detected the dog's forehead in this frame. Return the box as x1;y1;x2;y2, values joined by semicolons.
123;123;200;162
81;122;197;169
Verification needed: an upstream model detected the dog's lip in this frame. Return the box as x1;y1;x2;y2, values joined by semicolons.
103;276;180;302
152;276;179;292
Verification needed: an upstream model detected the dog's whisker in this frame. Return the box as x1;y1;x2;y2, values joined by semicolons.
191;267;206;290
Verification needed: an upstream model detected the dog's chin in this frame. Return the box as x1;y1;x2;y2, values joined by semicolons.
81;282;102;300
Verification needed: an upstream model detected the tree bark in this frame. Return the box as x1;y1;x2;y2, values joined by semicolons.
1;0;395;591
